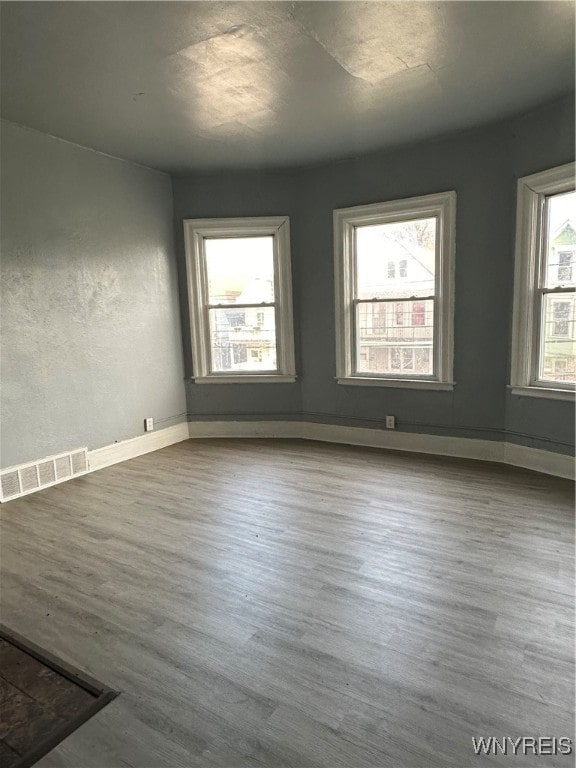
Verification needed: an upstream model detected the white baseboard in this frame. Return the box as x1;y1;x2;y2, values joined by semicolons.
299;422;505;462
187;420;574;480
88;422;190;472
503;442;575;480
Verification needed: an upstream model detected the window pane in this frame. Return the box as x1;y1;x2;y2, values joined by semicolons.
539;293;576;383
356;299;434;375
544;191;576;288
205;237;275;304
209;306;277;373
356;217;436;300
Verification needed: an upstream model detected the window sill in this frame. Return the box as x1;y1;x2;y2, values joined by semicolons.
336;377;455;391
192;374;297;385
508;385;575;402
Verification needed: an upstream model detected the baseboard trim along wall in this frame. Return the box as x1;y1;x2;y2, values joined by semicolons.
187;420;574;481
502;442;575;480
1;419;572;503
88;422;190;472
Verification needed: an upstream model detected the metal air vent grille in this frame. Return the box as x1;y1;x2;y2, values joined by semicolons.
0;448;89;502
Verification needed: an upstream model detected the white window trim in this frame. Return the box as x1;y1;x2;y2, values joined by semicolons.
334;191;456;390
183;216;296;384
510;162;576;401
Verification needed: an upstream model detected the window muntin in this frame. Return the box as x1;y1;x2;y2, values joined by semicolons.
334;192;455;389
184;217;295;383
510;163;575;398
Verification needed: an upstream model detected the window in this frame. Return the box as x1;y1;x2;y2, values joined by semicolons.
551;300;570;337
510;162;576;399
411;301;426;326
184;216;296;383
250;348;263;362
558;251;574;283
334;191;456;389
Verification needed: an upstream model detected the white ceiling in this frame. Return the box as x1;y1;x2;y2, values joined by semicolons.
1;1;574;172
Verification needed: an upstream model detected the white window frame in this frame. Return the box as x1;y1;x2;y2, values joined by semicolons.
334;191;456;390
183;216;296;384
510;162;576;401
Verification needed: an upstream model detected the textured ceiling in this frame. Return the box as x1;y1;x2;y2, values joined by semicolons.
1;1;574;172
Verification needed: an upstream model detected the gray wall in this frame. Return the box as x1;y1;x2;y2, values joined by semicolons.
1;121;187;468
174;95;575;455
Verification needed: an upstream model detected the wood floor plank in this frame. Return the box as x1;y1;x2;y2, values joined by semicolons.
0;438;573;767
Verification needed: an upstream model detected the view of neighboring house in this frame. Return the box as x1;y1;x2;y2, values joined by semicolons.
210;276;277;372
206;276;276;373
543;219;576;383
356;221;436;376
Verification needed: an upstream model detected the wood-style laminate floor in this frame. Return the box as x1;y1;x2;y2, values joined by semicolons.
0;439;574;768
